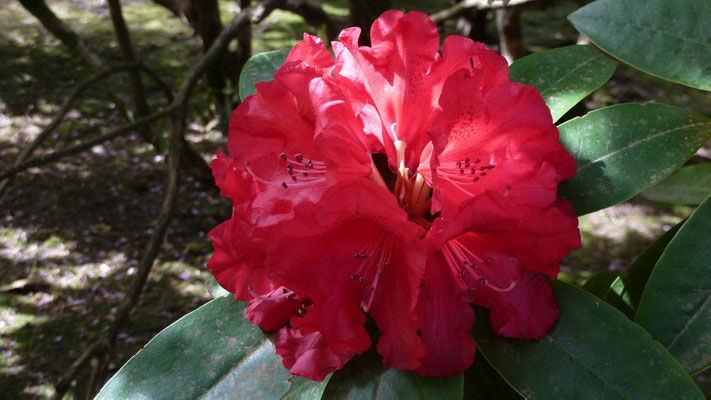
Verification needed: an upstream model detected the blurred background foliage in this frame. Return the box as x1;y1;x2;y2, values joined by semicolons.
0;0;709;398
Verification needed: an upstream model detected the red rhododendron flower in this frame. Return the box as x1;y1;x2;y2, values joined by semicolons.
208;10;581;381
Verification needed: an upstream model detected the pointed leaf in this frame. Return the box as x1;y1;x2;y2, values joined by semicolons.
509;45;616;122
569;0;711;91
636;194;711;375
557;103;711;215
322;347;463;400
643;163;711;205
615;220;685;309
96;298;328;399
473;281;704;400
239;49;290;101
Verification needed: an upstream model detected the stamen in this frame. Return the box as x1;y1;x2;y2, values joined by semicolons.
350;230;395;312
443;240;517;293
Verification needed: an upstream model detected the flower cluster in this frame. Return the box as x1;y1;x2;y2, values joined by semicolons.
208;10;580;381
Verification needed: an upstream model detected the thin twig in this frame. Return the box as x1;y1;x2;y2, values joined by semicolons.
430;0;536;24
0;108;172;181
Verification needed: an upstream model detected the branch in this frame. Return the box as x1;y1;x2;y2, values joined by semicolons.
281;0;344;42
430;0;537;24
107;0;151;119
0;108;172;182
0;63;172;202
18;0;103;69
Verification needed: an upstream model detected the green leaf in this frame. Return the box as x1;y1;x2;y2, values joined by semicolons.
322;347;463;400
509;45;616;122
464;354;522;400
616;220;685;309
239;49;290;101
473;281;704;400
569;0;711;91
96;298;329;399
205;275;231;299
581;270;618;298
643;163;711;205
557;103;711;215
636;194;711;375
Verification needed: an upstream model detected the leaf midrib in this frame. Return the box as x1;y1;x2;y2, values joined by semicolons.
576;122;710;174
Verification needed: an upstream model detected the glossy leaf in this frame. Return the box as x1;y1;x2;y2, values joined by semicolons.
636;195;711;375
614;220;685;309
473;281;704;400
569;0;711;91
643;163;711;205
464;354;521;400
557;103;711;215
322;347;463;400
239;49;290;101
509;45;616;122
96;298;329;399
581;270;618;299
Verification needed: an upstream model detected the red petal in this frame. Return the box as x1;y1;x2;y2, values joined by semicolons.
423;69;576;214
477;263;559;339
415;250;476;377
367;224;426;370
207;217;273;301
245;286;303;332
333;11;442;169
286;34;334;71
276;327;360;381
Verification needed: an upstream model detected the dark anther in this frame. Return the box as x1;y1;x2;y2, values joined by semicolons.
458;271;464;277
459;168;464;174
359;277;364;282
376;263;381;267
377;270;382;275
354;253;359;258
280;152;287;161
291;175;297;181
384;262;389;267
468;287;476;293
302;171;308;176
282;288;288;293
465;157;470;163
463;260;469;265
506;184;512;190
307;160;313;168
295;153;303;162
473;176;480;182
465;161;470;168
350;274;356;280
481;172;486;176
485;258;491;264
471;167;476;174
479;277;488;285
286;164;293;171
475;158;481;164
281;182;288;188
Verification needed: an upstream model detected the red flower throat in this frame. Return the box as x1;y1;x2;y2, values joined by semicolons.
208;10;581;381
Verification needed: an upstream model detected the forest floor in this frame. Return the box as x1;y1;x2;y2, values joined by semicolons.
1;0;710;399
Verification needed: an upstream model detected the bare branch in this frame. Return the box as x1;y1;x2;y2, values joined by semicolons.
430;0;537;25
0;63;172;202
